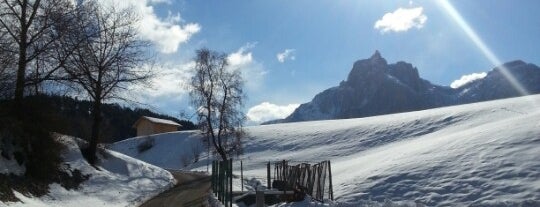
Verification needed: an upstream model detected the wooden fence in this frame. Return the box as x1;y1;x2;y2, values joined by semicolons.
270;160;334;202
211;159;233;207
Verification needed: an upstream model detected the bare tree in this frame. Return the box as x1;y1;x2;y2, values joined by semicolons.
61;1;152;165
0;31;14;98
0;0;75;108
189;48;246;161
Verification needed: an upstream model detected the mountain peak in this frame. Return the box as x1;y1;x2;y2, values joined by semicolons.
348;51;388;83
370;50;382;60
499;60;527;69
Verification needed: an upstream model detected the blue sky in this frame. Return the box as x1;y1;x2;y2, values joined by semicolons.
121;0;540;124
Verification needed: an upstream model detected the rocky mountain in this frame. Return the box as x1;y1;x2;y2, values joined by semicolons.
458;60;540;103
266;51;540;124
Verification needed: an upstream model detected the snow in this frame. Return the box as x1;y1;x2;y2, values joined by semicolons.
111;94;540;206
140;116;181;126
110;131;204;170
0;157;25;176
1;136;176;207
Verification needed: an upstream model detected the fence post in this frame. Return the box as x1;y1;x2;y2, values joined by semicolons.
229;159;233;207
328;160;334;201
267;162;271;189
223;160;229;207
282;160;287;182
320;162;327;203
211;161;215;194
241;160;244;192
256;187;264;207
226;160;229;206
220;161;224;203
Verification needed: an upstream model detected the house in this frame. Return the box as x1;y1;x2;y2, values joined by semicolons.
132;116;182;136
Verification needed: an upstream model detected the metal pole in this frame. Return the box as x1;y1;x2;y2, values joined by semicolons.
223;160;227;206
267;162;271;189
212;161;216;194
220;161;224;202
241;160;244;192
229;159;233;207
206;136;210;172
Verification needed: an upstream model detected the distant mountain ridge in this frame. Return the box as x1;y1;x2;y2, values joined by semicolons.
264;51;540;124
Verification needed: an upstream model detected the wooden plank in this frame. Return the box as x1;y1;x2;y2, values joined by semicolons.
255;190;264;207
328;160;334;200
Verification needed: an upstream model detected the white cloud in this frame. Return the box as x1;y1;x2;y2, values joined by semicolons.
128;62;195;115
276;49;296;63
228;43;256;67
450;72;487;88
227;43;267;91
104;0;200;54
150;62;195;97
127;43;267;116
247;102;300;123
374;7;427;33
149;0;171;3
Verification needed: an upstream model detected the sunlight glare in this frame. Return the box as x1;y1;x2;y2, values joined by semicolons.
436;0;530;96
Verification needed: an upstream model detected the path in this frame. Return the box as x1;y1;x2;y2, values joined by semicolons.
140;171;211;207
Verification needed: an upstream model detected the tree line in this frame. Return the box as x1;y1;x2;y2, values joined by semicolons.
4;94;197;143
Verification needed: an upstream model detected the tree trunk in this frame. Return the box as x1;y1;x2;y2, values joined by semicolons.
87;98;102;165
14;52;26;106
14;4;29;116
211;134;227;161
217;144;227;161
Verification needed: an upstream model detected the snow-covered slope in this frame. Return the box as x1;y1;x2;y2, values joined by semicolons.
112;95;540;206
1;136;175;207
110;131;204;170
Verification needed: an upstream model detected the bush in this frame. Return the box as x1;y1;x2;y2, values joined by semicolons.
0;102;65;180
137;136;154;153
0;98;88;202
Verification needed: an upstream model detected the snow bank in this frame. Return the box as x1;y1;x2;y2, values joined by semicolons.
112;95;540;206
1;136;175;207
110;131;204;170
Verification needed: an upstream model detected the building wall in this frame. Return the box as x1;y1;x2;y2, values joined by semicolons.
136;119;178;136
154;123;178;134
136;119;155;137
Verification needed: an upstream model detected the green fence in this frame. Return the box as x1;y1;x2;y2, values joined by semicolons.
211;159;233;207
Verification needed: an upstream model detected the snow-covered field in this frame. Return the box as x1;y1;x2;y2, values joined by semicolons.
1;136;175;207
111;95;540;206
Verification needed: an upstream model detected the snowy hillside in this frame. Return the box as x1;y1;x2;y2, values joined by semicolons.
1;136;175;207
111;95;540;206
110;131;204;170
